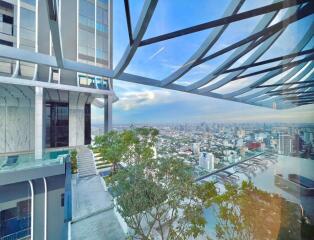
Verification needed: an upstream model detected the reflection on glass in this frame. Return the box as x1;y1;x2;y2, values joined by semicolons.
206;181;314;240
0;182;32;240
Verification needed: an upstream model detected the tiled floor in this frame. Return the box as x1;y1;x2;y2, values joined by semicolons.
71;175;125;240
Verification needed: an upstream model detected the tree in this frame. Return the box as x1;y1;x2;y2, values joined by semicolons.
94;131;126;172
110;157;217;240
213;181;314;240
107;128;218;239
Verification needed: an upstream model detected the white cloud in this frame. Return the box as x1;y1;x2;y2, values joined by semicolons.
115;89;173;111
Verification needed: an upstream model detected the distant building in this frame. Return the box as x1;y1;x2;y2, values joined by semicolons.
199;152;215;171
192;143;201;155
278;134;292;155
247;142;261;150
236;138;244;147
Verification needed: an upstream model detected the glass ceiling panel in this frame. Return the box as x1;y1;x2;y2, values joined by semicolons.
124;30;211;80
257;15;313;62
129;0;145;32
238;61;284;76
143;0;231;39
259;68;295;86
203;14;264;57
236;87;265;98
198;73;230;90
268;7;293;27
113;0;130;68
238;0;274;13
212;73;268;94
175;49;237;86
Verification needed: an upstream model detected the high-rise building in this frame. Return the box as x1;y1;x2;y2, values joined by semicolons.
199;152;215;171
0;0;112;239
278;134;293;156
192;142;200;155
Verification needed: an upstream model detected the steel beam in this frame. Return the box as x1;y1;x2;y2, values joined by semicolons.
160;0;244;87
228;23;314;99
224;49;314;73
124;0;133;45
0;76;114;96
45;0;64;67
231;55;314;81
184;7;281;91
113;0;158;78
187;4;312;92
255;80;314;88
0;45;114;78
139;0;309;46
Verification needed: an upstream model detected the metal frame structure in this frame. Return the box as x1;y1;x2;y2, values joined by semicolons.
0;0;313;109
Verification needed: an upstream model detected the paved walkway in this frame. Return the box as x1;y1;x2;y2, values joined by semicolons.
71;175;125;240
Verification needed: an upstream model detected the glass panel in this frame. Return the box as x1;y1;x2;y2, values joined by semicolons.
238;0;274;13
204;14;264;58
96;0;109;67
20;7;36;79
45;102;69;148
175;49;237;86
0;183;31;240
213;74;268;94
113;0;130;68
144;0;232;39
78;0;95;64
258;15;313;62
21;0;36;6
0;150;69;173
125;30;211;80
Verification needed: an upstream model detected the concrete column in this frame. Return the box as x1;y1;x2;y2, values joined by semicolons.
104;95;112;133
35;87;44;160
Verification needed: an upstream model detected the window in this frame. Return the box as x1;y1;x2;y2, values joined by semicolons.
45;102;69;148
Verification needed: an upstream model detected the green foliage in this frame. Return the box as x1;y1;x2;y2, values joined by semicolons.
94;131;126;172
70;149;78;174
94;127;159;172
107;127;218;240
213;180;314;240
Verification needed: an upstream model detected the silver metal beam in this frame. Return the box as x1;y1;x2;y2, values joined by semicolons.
0;45;114;78
224;22;314;98
0;76;114;96
160;0;244;87
45;0;64;67
184;6;281;91
186;4;311;91
113;0;158;78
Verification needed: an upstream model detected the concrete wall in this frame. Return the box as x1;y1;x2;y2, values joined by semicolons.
69;92;89;147
0;88;35;154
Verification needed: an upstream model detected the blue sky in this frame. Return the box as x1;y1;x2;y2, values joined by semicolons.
93;0;314;125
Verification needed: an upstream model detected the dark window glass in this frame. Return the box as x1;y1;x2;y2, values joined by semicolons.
3;15;13;24
45;102;69;148
0;39;13;46
61;193;64;207
85;104;91;145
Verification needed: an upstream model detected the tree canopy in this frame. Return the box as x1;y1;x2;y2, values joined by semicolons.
98;128;314;240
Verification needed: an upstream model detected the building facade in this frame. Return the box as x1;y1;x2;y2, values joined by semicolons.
199;152;215;172
278;134;293;156
0;0;112;239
